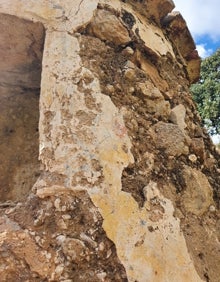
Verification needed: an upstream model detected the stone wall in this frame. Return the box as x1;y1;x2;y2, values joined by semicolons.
0;1;219;281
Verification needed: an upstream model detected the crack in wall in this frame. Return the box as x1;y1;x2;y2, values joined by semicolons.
75;0;85;15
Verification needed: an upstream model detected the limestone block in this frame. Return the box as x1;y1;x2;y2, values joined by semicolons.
126;0;175;24
151;121;189;156
164;12;195;58
163;11;201;83
186;55;201;83
145;99;170;117
182;167;214;215
169;104;187;132
88;9;131;45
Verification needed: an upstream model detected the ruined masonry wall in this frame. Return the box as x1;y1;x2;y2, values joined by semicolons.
0;1;219;282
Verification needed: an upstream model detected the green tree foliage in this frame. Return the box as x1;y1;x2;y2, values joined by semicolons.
191;48;220;135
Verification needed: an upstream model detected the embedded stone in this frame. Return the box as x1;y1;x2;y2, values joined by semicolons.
61;238;87;262
88;9;131;45
151;122;189;156
189;154;197;163
182;167;214;216
169;104;187;132
190;138;205;161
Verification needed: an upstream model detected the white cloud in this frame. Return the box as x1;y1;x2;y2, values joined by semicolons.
196;44;213;58
212;134;220;144
173;0;220;40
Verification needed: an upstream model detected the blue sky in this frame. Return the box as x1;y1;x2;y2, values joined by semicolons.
174;0;220;58
174;0;220;143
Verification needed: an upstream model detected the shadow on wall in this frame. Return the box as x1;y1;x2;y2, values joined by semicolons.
0;14;45;202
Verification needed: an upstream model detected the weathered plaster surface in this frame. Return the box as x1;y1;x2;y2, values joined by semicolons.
92;183;203;281
0;0;98;29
